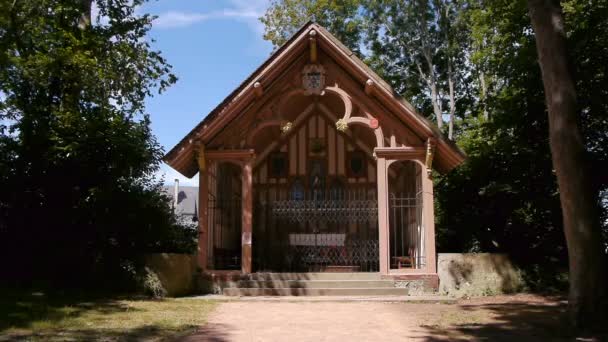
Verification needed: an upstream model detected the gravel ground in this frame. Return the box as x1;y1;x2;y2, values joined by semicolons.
177;294;605;342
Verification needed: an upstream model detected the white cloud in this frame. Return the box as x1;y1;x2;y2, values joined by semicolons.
153;1;269;32
156;163;199;187
154;8;261;29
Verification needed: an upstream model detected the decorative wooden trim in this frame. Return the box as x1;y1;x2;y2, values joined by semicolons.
425;138;436;177
365;79;375;95
309;29;317;63
374;147;426;160
206;149;255;163
253;81;263;98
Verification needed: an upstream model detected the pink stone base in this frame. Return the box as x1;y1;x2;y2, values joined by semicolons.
381;273;439;291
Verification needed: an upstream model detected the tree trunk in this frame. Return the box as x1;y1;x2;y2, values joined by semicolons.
479;72;488;120
423;49;443;130
78;0;92;30
447;59;455;139
527;0;608;332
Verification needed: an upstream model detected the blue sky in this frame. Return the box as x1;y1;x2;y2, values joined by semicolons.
139;1;274;186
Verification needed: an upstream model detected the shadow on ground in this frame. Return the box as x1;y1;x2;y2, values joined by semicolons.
0;290;131;332
420;296;606;341
0;289;218;342
176;323;233;342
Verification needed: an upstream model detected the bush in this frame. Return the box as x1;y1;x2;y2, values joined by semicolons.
141;267;167;299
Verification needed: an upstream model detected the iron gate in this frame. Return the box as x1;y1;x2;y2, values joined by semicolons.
253;189;379;272
208;193;242;270
389;191;425;269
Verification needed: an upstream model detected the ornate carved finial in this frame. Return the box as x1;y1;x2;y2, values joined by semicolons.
281;121;293;134
336;118;348;132
365;79;375;95
253;81;263;98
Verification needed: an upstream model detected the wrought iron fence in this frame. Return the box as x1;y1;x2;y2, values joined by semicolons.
253;189;379;272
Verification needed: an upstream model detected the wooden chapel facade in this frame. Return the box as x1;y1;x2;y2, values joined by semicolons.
164;22;465;285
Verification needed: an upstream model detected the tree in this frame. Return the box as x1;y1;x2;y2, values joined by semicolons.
527;0;608;330
0;0;190;289
260;0;364;53
261;0;473;138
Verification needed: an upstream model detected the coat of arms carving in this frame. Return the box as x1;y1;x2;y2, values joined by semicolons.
302;64;326;95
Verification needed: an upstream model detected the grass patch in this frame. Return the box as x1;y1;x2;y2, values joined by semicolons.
0;290;216;341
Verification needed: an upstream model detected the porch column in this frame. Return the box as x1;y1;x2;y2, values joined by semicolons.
241;159;253;274
422;171;437;274
197;159;209;271
376;157;390;274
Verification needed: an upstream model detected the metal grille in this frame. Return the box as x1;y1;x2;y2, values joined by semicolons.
389;192;425;269
254;189;379;272
208;194;242;270
271;198;378;223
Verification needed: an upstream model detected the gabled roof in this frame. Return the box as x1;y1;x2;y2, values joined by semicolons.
164;22;465;177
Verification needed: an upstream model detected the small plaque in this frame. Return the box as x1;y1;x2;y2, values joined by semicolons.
302;64;326;95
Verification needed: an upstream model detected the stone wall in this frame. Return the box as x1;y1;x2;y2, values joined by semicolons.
144;253;197;297
437;253;524;297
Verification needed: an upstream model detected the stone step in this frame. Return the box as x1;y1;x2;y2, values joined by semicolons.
241;272;382;281
224;280;396;289
222;287;409;296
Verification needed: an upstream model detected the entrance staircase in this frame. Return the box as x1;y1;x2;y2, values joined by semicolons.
217;273;409;296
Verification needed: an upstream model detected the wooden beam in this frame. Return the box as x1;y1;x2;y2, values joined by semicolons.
309;29;317;63
205;149;255;162
374;147;426;160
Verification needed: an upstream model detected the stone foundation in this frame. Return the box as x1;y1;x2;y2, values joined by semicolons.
437;253;524;297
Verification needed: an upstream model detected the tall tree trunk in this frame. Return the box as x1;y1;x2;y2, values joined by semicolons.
479;71;488;120
423;49;443;129
447;59;455;139
78;0;92;30
528;0;608;332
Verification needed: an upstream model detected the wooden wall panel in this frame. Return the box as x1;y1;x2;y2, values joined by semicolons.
289;135;297;176
309;115;317;138
337;133;345;176
253;110;378;190
259;163;267;184
298;125;306;175
327;122;336;175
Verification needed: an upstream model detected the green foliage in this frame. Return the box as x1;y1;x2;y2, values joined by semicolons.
260;0;364;52
0;0;191;289
141;267;167;298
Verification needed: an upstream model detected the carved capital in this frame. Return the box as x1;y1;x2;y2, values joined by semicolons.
195;143;206;171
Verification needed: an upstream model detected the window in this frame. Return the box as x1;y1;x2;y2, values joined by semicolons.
347;150;367;178
268;152;288;178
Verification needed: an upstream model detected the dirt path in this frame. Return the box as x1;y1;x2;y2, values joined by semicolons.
179;294;604;341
